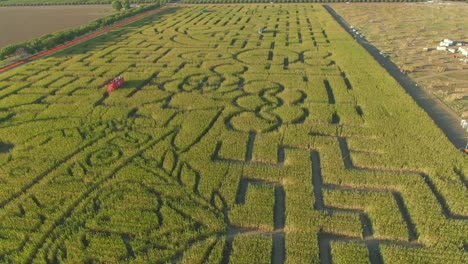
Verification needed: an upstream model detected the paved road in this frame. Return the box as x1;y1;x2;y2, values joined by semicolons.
324;5;467;151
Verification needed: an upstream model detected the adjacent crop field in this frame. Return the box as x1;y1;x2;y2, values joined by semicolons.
0;4;467;263
0;0;158;6
331;2;468;119
0;5;114;49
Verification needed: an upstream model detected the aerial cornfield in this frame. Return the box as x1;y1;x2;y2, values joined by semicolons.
0;4;467;263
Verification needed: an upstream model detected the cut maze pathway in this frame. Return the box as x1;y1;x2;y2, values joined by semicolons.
220;183;285;264
0;4;466;263
213;128;467;263
0;4;171;74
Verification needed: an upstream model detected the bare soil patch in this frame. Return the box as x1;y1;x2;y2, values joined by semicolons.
0;5;114;48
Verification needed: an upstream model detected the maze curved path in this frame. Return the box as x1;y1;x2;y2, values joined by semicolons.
0;4;466;263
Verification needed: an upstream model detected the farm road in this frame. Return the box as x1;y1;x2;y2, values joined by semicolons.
325;5;467;151
0;3;173;74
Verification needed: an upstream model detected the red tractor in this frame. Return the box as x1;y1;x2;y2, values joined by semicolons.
107;76;125;93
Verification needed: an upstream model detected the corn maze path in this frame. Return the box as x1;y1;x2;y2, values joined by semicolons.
0;4;467;263
0;4;169;74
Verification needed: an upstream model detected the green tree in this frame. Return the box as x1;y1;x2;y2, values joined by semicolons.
112;0;122;11
121;0;130;10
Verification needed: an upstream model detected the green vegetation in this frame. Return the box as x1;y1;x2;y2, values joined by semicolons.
0;1;166;60
0;4;467;263
112;0;132;11
182;0;426;3
0;0;159;6
112;0;123;10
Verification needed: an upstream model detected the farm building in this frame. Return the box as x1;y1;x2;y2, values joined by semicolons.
439;41;448;47
443;38;454;46
448;48;457;53
459;47;468;56
439;41;450;47
435;38;467;57
438;38;457;47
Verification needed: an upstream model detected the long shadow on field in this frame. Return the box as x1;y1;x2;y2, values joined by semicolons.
220;178;285;264
338;135;468;221
211;131;286;166
0;142;13;153
50;7;181;58
316;135;467;264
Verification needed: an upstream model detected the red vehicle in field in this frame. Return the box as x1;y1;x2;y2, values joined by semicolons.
107;76;124;93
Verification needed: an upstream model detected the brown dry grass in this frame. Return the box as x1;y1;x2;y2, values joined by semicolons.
332;2;468;118
0;5;114;48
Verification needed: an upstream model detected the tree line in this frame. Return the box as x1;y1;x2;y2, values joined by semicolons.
0;1;166;61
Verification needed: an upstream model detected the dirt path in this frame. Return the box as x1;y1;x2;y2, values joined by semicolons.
412;68;468;82
324;5;467;151
0;4;171;74
230;178;286;264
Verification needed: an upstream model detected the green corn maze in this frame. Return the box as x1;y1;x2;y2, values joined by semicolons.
0;4;467;263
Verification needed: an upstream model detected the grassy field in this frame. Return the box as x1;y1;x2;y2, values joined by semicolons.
0;4;467;263
331;2;468;119
0;5;114;49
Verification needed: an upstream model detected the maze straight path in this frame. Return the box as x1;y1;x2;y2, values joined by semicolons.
0;4;466;263
0;4;170;74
